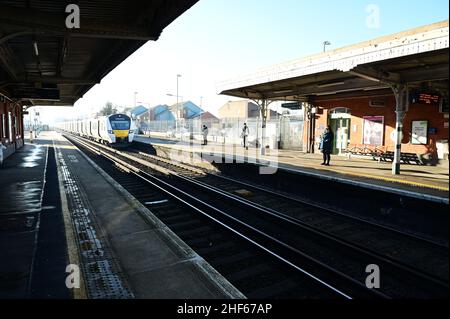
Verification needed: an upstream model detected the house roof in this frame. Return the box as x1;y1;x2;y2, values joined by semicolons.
191;111;218;121
130;105;148;117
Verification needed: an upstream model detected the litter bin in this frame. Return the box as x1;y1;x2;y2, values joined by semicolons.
436;140;449;160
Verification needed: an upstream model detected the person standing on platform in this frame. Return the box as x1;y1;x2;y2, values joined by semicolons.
241;123;249;150
0;143;6;167
319;125;334;166
202;125;209;146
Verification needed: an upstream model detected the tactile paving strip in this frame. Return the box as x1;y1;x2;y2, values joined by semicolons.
57;150;134;299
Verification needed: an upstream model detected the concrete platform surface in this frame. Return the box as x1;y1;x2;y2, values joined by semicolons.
0;135;70;298
51;132;244;299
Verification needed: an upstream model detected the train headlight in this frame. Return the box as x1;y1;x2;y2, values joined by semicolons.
108;130;113;134
129;130;134;133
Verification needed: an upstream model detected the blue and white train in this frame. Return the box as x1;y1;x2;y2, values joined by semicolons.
58;114;136;145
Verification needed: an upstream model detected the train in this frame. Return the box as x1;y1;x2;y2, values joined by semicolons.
57;113;137;146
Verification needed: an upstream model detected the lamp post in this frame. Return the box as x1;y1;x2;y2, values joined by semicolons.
176;74;182;138
167;91;183;139
134;92;138;107
323;41;331;52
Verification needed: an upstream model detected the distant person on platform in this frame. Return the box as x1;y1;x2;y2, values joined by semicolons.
202;125;209;145
319;125;334;166
241;123;249;150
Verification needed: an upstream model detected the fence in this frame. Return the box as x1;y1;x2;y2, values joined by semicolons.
139;116;304;151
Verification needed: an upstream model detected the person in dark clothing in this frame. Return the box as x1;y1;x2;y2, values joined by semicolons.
241;123;249;150
319;125;334;166
202;125;209;145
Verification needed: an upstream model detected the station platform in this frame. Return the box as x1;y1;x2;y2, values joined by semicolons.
134;135;449;203
0;134;69;298
0;131;244;299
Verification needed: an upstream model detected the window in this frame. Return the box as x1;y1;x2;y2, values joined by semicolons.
8;112;12;141
440;97;449;113
1;114;5;139
330;107;351;114
110;120;130;130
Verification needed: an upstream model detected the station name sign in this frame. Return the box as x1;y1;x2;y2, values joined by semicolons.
281;102;302;110
11;87;60;101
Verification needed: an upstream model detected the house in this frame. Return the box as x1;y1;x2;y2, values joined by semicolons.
218;100;277;119
191;111;219;121
137;104;174;122
169;101;203;119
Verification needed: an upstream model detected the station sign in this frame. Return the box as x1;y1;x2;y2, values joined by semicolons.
410;90;441;106
281;102;302;110
11;87;60;101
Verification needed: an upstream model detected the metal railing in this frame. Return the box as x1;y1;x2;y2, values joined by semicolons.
138;116;305;150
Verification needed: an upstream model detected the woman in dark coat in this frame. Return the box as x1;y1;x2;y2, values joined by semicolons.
319;125;334;166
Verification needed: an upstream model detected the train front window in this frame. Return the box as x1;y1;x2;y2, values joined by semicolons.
110;119;130;130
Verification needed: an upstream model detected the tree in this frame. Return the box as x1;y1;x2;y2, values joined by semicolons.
98;102;117;116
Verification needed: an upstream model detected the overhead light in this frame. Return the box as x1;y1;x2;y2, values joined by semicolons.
349;71;380;82
316;92;337;96
273;89;293;94
317;81;345;88
363;86;389;91
33;41;39;56
316;87;361;96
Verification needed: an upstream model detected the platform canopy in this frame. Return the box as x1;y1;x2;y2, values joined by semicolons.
217;21;449;101
0;0;198;106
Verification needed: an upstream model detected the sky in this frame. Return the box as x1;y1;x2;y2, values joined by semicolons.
34;0;449;124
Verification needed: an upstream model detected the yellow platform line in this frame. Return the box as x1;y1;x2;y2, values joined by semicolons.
154;142;449;192
276;158;449;192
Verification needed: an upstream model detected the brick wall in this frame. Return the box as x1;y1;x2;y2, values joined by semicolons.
311;92;449;156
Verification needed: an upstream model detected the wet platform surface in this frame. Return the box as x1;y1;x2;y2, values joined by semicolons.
0;136;69;298
135;135;449;202
0;139;47;298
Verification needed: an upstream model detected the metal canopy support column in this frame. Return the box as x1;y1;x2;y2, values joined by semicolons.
307;96;316;154
391;84;408;175
251;98;271;155
260;99;268;155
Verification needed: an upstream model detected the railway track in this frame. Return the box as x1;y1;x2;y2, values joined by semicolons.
130;142;449;282
64;133;449;298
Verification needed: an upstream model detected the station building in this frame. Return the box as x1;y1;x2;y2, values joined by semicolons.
218;20;449;173
313;88;448;159
0;96;25;160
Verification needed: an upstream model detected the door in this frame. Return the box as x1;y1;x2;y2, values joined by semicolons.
335;118;350;154
329;109;351;155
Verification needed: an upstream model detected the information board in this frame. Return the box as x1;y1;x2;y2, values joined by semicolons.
411;120;428;145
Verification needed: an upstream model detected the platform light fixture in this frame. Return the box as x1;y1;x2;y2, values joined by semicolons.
176;74;182;138
33;41;39;56
363;86;390;91
317;81;345;88
273;89;293;94
323;40;331;52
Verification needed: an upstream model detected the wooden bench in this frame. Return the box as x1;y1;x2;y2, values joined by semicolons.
345;145;423;165
344;144;386;160
378;151;424;165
